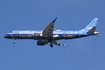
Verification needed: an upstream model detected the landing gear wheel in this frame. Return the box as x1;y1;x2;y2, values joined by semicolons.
13;42;15;44
50;44;53;47
13;38;15;44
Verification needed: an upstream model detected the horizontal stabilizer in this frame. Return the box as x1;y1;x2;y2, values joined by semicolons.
93;35;99;37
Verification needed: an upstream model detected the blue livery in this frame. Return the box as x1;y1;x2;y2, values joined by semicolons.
4;18;99;47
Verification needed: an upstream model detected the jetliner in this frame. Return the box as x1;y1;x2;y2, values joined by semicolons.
4;17;99;47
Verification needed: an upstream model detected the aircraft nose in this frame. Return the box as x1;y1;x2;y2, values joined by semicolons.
4;35;6;38
4;34;13;39
4;34;8;38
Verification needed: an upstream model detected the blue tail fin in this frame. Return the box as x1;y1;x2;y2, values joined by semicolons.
81;18;98;33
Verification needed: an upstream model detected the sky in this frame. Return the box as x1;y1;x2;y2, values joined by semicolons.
0;0;105;70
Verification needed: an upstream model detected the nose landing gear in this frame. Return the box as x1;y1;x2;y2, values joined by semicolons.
13;39;15;44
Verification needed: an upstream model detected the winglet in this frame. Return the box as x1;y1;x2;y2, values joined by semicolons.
64;42;67;46
52;17;57;22
61;42;67;46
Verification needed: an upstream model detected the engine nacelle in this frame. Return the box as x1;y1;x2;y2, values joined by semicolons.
37;40;48;46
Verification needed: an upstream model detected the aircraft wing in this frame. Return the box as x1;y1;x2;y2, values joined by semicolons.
52;41;66;46
42;17;57;37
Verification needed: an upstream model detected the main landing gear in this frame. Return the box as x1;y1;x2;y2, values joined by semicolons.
13;39;15;44
50;43;53;47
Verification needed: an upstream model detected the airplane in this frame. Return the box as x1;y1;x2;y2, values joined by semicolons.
4;17;99;47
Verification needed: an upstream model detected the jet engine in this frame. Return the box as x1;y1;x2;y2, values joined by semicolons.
37;40;48;46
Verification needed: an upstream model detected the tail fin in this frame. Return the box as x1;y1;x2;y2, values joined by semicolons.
81;18;98;34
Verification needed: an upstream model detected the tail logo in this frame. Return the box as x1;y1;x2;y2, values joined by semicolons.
87;27;92;29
